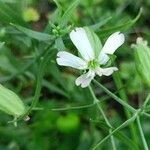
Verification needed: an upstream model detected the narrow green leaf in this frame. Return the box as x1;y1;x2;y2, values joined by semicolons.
50;0;63;23
49;8;62;24
97;8;142;37
60;0;80;27
11;23;54;41
53;0;63;11
89;17;112;31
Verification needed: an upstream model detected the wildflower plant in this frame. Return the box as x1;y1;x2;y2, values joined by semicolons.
0;0;150;150
56;27;150;150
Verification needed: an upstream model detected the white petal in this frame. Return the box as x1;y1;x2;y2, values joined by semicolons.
95;67;103;77
75;70;95;88
70;27;94;61
97;67;118;76
56;51;87;69
99;32;125;64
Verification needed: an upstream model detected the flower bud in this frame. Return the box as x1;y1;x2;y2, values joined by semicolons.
132;37;150;87
0;84;26;117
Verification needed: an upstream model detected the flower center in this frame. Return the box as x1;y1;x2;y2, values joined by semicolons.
88;60;99;69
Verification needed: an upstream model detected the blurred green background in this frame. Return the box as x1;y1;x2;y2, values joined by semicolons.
0;0;150;150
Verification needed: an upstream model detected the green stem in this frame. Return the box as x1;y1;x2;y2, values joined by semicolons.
92;112;139;150
89;85;116;150
52;103;95;111
136;116;149;150
93;79;136;113
143;94;150;109
142;112;150;118
9;41;55;123
113;72;138;144
25;44;55;115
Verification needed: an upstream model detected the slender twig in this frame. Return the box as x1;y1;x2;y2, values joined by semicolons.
142;112;150;118
143;94;150;109
136;116;149;150
113;72;138;144
89;85;116;150
52;103;95;111
52;95;110;111
93;79;136;113
92;111;139;150
9;41;55;123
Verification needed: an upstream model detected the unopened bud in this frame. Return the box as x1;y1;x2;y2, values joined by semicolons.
132;37;150;87
0;84;26;118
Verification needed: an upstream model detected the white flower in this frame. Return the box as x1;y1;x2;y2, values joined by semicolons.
56;27;125;88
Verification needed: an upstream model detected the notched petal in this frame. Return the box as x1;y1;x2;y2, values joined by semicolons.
99;32;125;64
70;27;94;61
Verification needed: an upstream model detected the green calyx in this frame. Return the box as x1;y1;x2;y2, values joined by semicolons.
0;84;26;118
88;59;99;69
